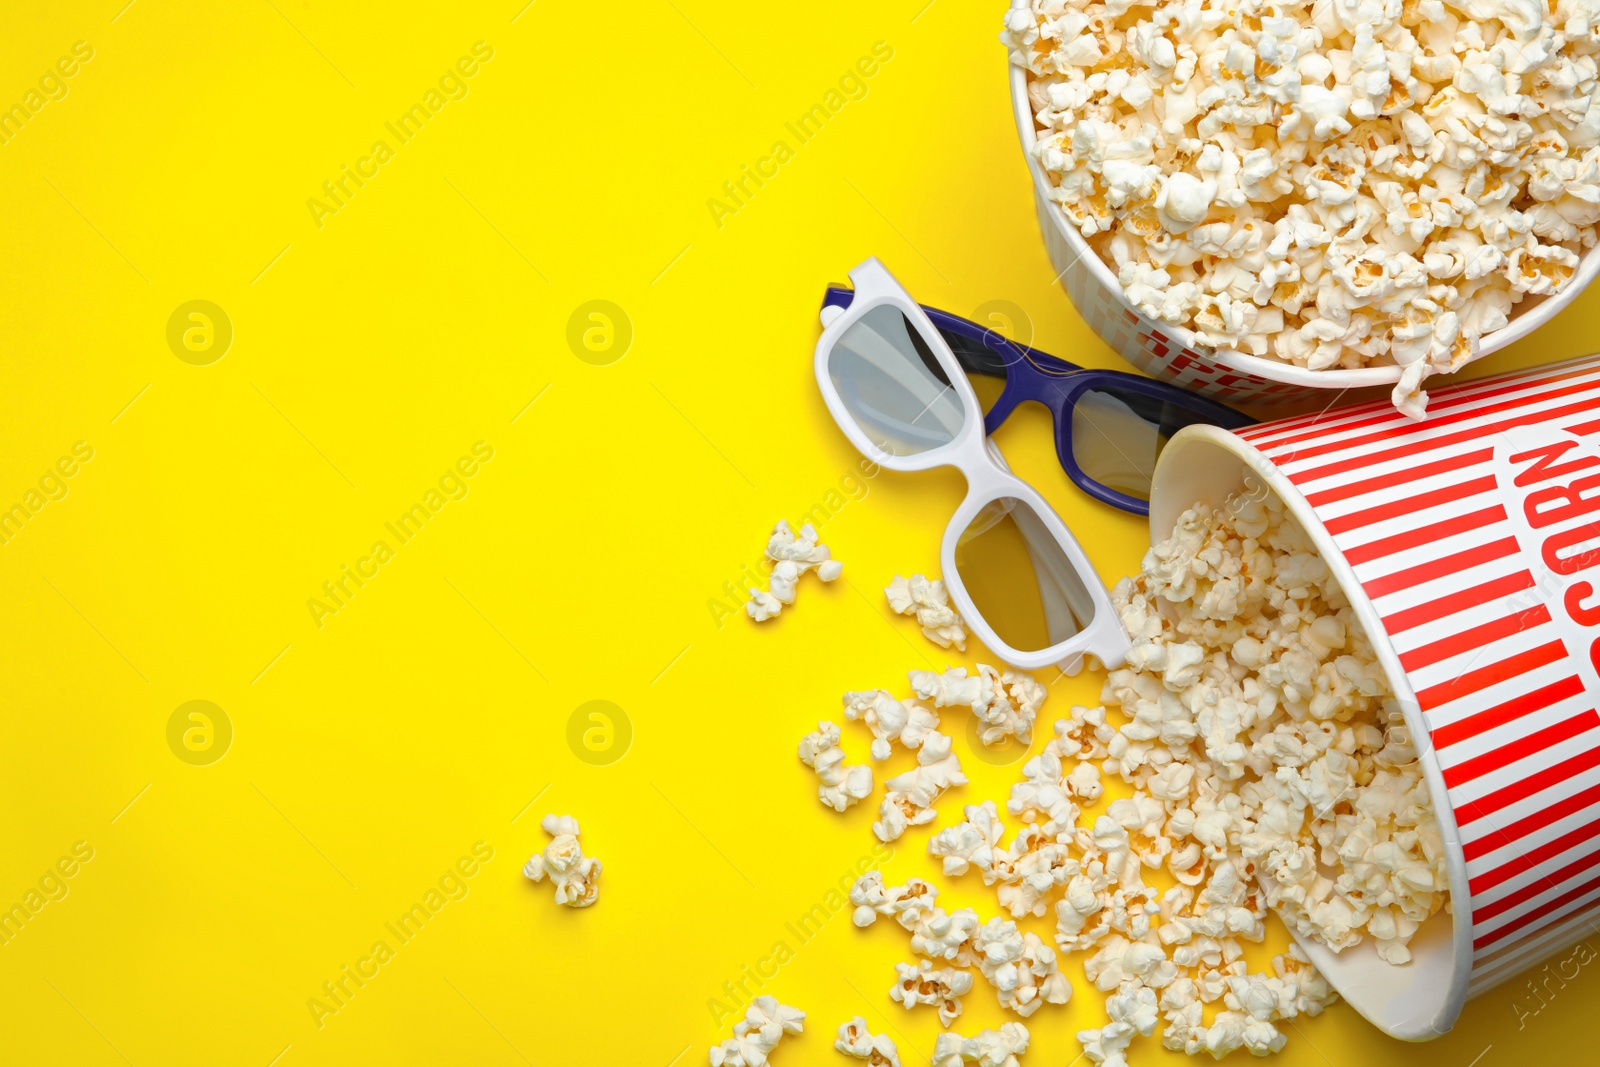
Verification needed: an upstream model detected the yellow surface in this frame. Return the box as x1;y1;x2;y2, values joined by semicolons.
2;2;1596;1064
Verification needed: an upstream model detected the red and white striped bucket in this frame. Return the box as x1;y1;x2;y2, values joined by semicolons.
1006;0;1600;409
1151;354;1600;1038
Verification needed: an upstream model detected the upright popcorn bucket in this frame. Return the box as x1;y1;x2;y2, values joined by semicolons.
1006;0;1600;409
1150;353;1600;1038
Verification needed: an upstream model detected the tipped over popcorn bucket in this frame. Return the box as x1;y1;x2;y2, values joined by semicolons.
1007;0;1600;409
1152;353;1600;1037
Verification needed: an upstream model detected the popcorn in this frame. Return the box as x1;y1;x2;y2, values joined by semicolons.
929;801;1082;919
929;800;1007;881
911;665;1047;747
1051;705;1110;762
844;689;940;761
998;828;1078;919
797;721;873;812
746;520;841;621
830;481;1457;1059
912;904;983;965
847;480;1440;1060
849;871;942;930
1003;0;1600;415
1102;477;1448;965
1068;767;1107;799
1007;750;1080;834
1054;866;1113;955
747;588;782;622
850;873;982;966
835;1016;902;1066
1273;944;1340;1017
909;665;992;711
886;574;968;650
710;996;805;1067
523;815;600;908
1076;1024;1133;1067
1078;982;1161;1067
973;917;1073;1016
890;959;975;1027
874;732;969;842
931;1022;1030;1067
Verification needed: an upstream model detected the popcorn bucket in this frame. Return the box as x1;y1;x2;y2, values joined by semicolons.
1151;353;1600;1038
1006;0;1600;409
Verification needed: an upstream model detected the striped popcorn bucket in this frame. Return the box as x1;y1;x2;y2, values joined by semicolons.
1149;354;1600;1038
1006;0;1600;409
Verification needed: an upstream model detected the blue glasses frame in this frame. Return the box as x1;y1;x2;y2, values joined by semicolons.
821;286;1257;515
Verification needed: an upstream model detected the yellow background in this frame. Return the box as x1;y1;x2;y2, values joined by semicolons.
3;1;1596;1064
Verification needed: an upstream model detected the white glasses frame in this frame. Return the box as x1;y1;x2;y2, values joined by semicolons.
815;257;1131;674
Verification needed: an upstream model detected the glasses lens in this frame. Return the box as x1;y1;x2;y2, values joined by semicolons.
953;496;1096;653
934;325;1014;417
830;305;967;456
1071;386;1215;502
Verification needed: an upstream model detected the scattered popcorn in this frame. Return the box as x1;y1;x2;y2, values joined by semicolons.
797;721;873;812
913;904;984;965
710;996;805;1067
1052;704;1110;761
886;574;968;649
837;476;1439;1062
850;873;981;966
747;588;783;622
911;665;1047;746
820;462;1458;1064
890;958;976;1027
849;871;942;930
522;815;600;908
995;825;1079;919
844;688;941;761
1065;761;1103;802
853;868;1073;1020
929;800;1007;882
1003;0;1600;415
835;1016;903;1066
1008;750;1080;835
1077;982;1159;1067
874;731;970;842
747;520;841;621
974;917;1073;1017
931;1022;1031;1067
930;801;1084;922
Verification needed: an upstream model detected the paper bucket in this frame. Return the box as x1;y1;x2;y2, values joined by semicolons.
1007;2;1600;409
1150;354;1600;1038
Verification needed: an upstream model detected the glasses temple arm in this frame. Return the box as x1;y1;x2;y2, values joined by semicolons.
825;285;1074;380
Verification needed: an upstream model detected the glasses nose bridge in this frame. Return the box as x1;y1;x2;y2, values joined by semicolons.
944;431;1023;508
985;355;1079;436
